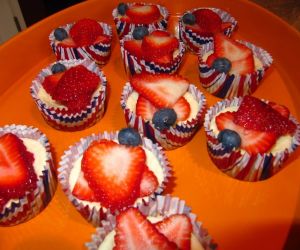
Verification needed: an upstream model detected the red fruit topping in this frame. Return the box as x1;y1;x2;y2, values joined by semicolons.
150;30;170;37
173;97;191;121
81;140;146;211
131;73;189;108
194;9;222;33
185;24;213;37
269;102;290;118
42;72;64;97
114;207;176;249
70;18;103;47
94;34;111;44
136;96;157;121
0;197;7;212
0;133;37;200
139;167;159;197
152;54;173;64
216;112;277;154
72;171;97;201
124;40;143;58
58;38;77;48
155;214;193;250
234;96;296;137
126;4;161;24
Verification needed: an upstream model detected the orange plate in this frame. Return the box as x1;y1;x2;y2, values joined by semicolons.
0;0;299;249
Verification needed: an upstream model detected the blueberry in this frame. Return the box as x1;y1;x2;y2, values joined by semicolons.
53;28;68;41
182;13;196;25
51;63;66;74
217;129;241;151
118;127;142;146
212;58;232;73
152;108;177;130
117;2;128;15
132;26;149;40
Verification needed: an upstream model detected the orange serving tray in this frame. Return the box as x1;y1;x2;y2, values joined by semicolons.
0;0;300;249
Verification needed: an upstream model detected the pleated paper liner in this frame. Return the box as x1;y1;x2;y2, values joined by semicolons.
120;32;185;76
198;41;273;98
86;195;217;250
179;7;237;54
204;97;300;182
0;125;56;226
57;131;172;226
49;22;112;65
30;59;107;131
112;3;169;39
121;82;207;150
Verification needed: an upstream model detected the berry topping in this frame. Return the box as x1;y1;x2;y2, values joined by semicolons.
130;73;189;108
81;140;146;211
173;97;191;121
54;28;68;41
72;171;97;201
136;96;157;121
194;9;222;33
0;198;7;212
69;18;103;47
126;4;161;24
42;72;64;97
155;214;193;250
117;2;128;15
51;63;66;74
182;13;196;25
124;40;143;58
217;129;241;151
139;167;159;197
152;108;177;130
118;127;142;146
58;37;76;48
132;26;149;40
269;102;290;118
212;57;232;73
0;133;37;200
114;208;177;249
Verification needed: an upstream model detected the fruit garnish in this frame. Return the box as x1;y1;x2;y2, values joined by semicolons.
81;140;146;211
0;133;37;200
54;28;68;41
72;171;97;201
234;96;296;137
152;108;177;130
269;102;290;118
117;2;128;15
194;9;222;33
139;167;159;197
42;72;64;97
123;40;143;58
211;57;232;73
0;198;7;212
118;127;142;146
173;97;191;121
216;112;277;154
51;63;66;74
58;37;76;48
126;4;161;24
132;26;149;40
114;208;177;249
69;18;103;47
136;96;157;121
217;129;241;151
93;34;111;44
155;214;193;250
182;13;196;25
130;73;189;108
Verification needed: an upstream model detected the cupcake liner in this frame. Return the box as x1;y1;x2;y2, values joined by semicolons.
0;125;56;226
179;7;237;54
198;41;273;98
49;22;112;65
57;131;172;226
86;195;217;250
120;83;207;150
30;59;107;131
112;3;169;39
120;33;185;75
204;97;300;181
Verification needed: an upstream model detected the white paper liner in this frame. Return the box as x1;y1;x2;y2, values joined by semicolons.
57;131;172;226
198;40;273;98
30;59;107;131
120;82;207;150
49;22;112;65
0;124;56;226
204;97;300;181
112;3;169;39
85;195;217;250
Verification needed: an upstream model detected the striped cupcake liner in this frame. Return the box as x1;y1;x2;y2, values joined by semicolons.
179;7;237;54
49;22;112;65
204;97;300;181
198;41;273;98
112;3;169;39
86;195;217;250
120;33;185;75
57;131;172;226
120;83;207;150
30;59;107;131
0;125;56;226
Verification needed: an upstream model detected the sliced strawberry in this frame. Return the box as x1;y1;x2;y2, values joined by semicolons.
66;95;92;113
139;166;158;197
0;197;7;212
269;102;290;118
72;171;97;201
155;214;193;250
173;97;191;121
114;207;176;249
124;40;143;58
0;133;37;200
151;53;173;64
185;24;213;37
194;9;222;33
94;34;111;44
126;4;161;24
136;96;157;121
216;112;277;154
130;73;189;108
206;53;218;66
81;140;146;211
42;72;64;97
58;38;77;48
150;30;170;37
